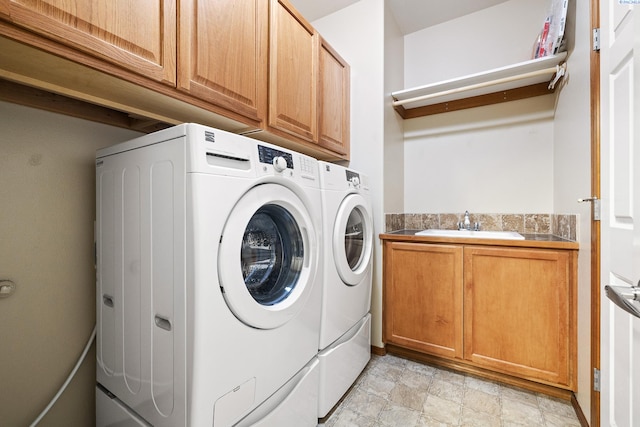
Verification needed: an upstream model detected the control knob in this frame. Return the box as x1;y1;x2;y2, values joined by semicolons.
350;176;360;188
273;156;288;172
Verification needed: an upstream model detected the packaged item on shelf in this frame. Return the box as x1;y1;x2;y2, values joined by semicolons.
532;0;567;59
548;0;568;54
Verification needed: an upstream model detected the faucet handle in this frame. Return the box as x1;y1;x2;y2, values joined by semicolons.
474;222;480;231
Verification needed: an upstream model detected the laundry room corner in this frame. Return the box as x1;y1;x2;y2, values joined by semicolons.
0;100;141;426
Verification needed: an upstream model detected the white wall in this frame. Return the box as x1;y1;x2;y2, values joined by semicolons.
551;0;592;419
404;0;549;87
403;97;555;213
402;0;555;214
383;2;405;215
0;101;141;426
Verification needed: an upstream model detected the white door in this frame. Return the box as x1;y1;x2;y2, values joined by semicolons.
600;1;640;425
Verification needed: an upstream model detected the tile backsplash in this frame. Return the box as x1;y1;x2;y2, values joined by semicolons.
385;212;578;241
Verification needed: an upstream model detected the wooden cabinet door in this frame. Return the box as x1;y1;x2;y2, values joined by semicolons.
0;0;176;84
318;38;350;156
268;0;318;143
383;241;463;359
463;246;576;389
178;0;267;124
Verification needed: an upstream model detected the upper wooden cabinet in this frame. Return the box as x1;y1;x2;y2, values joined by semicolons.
178;0;267;124
0;0;351;160
318;38;350;156
0;0;177;84
266;0;351;156
268;0;318;144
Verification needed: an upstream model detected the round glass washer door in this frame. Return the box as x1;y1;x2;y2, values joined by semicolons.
332;194;373;286
218;183;318;329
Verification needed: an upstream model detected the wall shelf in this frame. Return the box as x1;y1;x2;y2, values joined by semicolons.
391;52;567;119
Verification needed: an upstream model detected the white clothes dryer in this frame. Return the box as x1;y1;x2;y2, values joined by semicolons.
95;123;322;427
316;161;374;418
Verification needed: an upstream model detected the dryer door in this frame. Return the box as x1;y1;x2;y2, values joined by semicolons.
218;183;318;329
333;194;373;286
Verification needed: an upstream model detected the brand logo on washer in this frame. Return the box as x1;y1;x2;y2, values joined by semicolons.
204;131;215;143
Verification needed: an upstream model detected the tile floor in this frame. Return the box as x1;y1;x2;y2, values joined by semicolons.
321;354;581;427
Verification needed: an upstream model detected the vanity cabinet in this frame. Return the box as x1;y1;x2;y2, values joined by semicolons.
382;238;577;391
463;246;575;389
383;242;463;359
178;0;268;124
0;0;177;84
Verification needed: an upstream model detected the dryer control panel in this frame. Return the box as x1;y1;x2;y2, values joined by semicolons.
346;170;361;188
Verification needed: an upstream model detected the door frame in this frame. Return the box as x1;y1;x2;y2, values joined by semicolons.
590;0;601;426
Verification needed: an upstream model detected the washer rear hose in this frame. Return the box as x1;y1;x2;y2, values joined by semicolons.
29;325;97;427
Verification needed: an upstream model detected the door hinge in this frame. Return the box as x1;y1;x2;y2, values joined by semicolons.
593;198;601;221
594;368;601;392
578;196;601;221
593;28;601;51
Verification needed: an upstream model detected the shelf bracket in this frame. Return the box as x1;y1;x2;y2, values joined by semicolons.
548;63;567;90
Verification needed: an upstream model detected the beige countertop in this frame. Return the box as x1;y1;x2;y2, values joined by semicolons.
380;229;579;250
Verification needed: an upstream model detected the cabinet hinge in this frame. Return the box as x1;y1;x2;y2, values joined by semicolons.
594;368;601;392
593;28;601;52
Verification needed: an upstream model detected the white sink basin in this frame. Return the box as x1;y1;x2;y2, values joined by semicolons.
415;229;525;240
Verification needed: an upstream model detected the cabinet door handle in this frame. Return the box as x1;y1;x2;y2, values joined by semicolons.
605;284;640;319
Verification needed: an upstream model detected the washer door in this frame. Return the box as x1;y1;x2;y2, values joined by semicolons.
218;183;318;329
332;194;373;286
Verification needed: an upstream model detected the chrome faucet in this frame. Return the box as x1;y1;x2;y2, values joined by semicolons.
458;210;480;231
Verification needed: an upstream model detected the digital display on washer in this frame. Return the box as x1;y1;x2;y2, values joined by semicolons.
346;170;360;182
258;145;294;169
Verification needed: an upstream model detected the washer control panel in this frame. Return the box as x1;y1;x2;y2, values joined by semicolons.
258;145;293;170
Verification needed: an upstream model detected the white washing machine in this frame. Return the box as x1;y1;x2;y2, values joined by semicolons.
317;161;374;418
95;123;323;427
